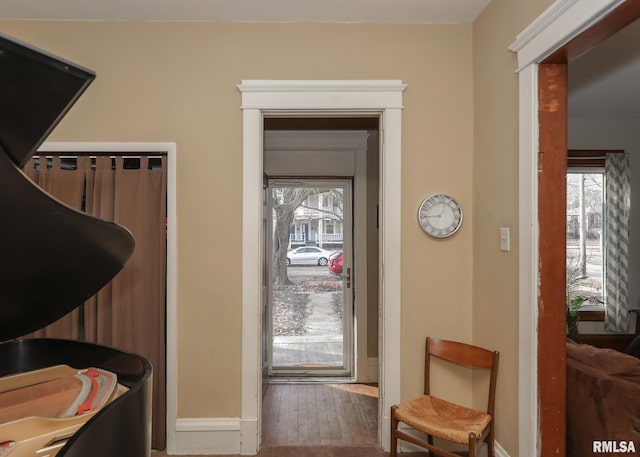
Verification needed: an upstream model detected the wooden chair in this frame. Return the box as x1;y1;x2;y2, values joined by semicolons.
390;337;499;457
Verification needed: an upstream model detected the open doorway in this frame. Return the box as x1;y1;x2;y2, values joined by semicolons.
261;116;380;446
263;117;380;385
239;80;405;454
512;2;640;453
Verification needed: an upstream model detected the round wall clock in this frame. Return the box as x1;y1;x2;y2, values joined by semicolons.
417;194;463;238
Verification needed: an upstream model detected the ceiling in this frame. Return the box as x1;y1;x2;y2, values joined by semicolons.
569;18;640;119
2;0;638;119
0;0;491;23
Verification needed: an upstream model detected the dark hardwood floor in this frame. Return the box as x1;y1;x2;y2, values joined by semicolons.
152;383;430;456
262;383;379;447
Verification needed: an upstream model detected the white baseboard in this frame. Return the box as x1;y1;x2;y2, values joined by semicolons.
495;441;510;457
173;416;511;457
399;441;509;457
174;418;241;455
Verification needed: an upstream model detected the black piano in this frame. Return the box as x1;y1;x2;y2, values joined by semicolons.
0;33;152;456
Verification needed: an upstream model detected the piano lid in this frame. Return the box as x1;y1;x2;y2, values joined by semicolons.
0;34;134;341
0;33;95;168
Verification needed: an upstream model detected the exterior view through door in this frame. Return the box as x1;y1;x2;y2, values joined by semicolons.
268;179;353;378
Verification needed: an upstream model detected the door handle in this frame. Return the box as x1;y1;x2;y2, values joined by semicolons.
345;267;351;289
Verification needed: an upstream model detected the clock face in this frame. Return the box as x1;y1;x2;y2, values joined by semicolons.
418;194;463;238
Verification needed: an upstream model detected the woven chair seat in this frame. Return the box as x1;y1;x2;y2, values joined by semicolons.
394;394;491;444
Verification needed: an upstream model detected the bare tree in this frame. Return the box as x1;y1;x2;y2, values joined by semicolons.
272;188;310;285
298;188;344;222
566;172;604;300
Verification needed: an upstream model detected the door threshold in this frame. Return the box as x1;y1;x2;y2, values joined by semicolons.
268;376;357;384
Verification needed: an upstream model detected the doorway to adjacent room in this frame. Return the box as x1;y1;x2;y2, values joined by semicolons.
239;80;405;453
260;119;379;450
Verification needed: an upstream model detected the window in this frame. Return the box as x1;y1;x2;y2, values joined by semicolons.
566;150;630;325
566;170;605;318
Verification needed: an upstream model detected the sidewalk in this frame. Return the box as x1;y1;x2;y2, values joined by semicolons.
272;335;343;367
272;289;343;367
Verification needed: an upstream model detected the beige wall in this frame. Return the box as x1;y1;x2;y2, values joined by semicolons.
472;0;554;454
1;20;476;421
5;4;577;450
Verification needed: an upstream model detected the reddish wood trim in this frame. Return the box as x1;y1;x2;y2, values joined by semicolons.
544;0;640;63
567;158;604;168
538;63;568;457
577;309;605;322
568;149;624;156
567;149;624;168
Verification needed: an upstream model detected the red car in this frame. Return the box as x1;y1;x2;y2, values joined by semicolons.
328;251;343;276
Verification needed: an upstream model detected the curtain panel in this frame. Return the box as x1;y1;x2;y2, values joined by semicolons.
604;152;631;332
25;156;88;339
21;154;167;449
110;155;167;448
83;156;117;343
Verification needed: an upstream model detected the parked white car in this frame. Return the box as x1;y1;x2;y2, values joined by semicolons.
286;246;333;266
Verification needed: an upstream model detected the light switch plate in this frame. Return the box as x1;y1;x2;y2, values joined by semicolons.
500;227;510;252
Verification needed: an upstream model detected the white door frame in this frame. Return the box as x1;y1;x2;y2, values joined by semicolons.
510;0;625;454
36;141;179;452
238;80;406;453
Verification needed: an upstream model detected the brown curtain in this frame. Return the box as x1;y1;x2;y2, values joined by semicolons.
22;157;39;183
110;156;167;449
83;156;116;343
24;156;88;339
21;154;167;450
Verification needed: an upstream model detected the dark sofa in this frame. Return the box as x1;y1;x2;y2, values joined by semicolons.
566;341;640;456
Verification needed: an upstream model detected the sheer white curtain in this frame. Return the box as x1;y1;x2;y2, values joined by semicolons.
604;152;631;332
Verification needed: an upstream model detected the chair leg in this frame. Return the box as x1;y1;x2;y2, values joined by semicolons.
487;441;495;457
469;435;476;457
486;425;495;457
390;405;398;457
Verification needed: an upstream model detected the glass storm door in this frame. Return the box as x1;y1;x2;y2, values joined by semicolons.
267;179;353;378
